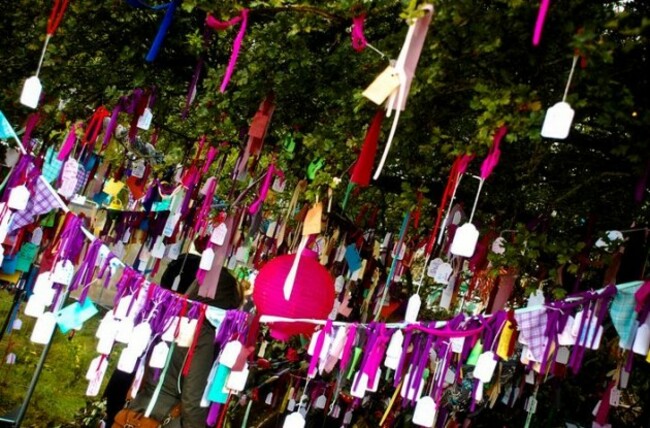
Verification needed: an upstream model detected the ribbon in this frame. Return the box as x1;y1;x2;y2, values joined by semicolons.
480;126;507;180
82;106;110;147
57;124;78;161
205;9;249;93
532;0;551;46
22;113;40;150
47;0;70;36
351;14;367;52
248;164;282;215
124;0;181;62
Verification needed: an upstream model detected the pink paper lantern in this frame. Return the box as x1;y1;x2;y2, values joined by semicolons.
253;250;335;341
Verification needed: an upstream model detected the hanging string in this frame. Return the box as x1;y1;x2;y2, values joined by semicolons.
562;55;580;102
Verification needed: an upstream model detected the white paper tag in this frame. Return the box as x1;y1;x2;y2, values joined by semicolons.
115;318;135;344
404;294;421;323
12;318;22;331
161;316;180;342
151;237;166;259
199;248;215;270
525;395;538;414
474;351;498;383
128;322;152;356
30;312;56;344
131;159;146;178
609;387;620;407
555;346;570;364
24;295;47;318
117;347;139;373
8;185;31;211
219;340;243;368
413;396;436;427
450;223;479;257
167;242;181;260
86;356;108;397
210;223;228;246
30;227;43;245
427;258;443;278
226;365;250;392
137;107;153;130
557;316;576;345
451;337;465;353
20;76;42;109
434;262;453;284
541;101;574;140
633;322;650;355
176;317;198;347
163;213;181;237
52;259;75;286
113;295;133;320
149;341;170;368
272;177;286;193
283;412;305;428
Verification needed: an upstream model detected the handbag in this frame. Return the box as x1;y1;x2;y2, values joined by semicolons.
112;403;181;428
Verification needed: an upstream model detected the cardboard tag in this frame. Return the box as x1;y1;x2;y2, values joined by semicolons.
433;262;452;284
362;66;401;105
199;248;215;270
167;242;181;260
400;369;424;401
176;317;198;347
427;258;443;278
31;312;56;344
117;347;139;373
303;202;323;235
149;342;170;368
235;246;249;263
474;351;498;383
219;341;243;368
439;283;454;310
210;223;228;246
541;101;574;140
8;185;30;211
115;318;135;344
404;294;421;323
413;396;436;427
226;365;250;392
131;159;146;178
283;412;305;428
314;395;327;410
52;259;75;285
527;289;545;307
128;322;152;356
20;76;42;109
450;223;479;257
137;108;153;130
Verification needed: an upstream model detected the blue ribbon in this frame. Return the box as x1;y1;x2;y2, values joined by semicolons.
124;0;181;62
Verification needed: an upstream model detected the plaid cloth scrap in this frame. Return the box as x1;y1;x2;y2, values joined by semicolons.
10;178;61;232
515;309;548;362
610;284;641;349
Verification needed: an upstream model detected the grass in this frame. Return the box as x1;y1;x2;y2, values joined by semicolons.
0;289;110;427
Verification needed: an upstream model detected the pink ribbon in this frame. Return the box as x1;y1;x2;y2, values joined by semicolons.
248;164;282;215
479;126;507;180
532;0;550;46
57;124;77;161
351;14;367;52
202;146;218;174
205;9;249;93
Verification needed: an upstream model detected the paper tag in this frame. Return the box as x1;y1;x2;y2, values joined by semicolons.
226;365;250;392
113;241;126;259
52;259;75;285
149;342;170;368
633;323;650;355
362;66;401;105
211;223;228;246
474;351;498;383
525;395;538;414
115;318;135;344
620;369;630;389
161;316;180;342
131;159;146;178
413;396;436;427
167;242;181;260
450;223;479;257
219;341;243;368
176;317;198;347
283;412;305;428
307;330;322;356
8;185;30;211
113;295;133;320
541;101;574;140
163;213;181;237
557;316;576;345
525;370;535;384
609;387;621;407
433;262;452;284
555;346;570;364
451;337;465;353
31;312;56;344
427;258;443;278
303;202;323;236
30;227;43;245
86;356;108;397
137;107;153;130
199;248;215;270
128;322;152;356
20;76;42;109
86;356;106;381
404;294;421;323
24;295;47;318
350;372;368;398
151;237;166;259
527;289;545;307
272;177;286;193
400;369;424;401
117;347;139;373
12;318;22;331
235;246;249;263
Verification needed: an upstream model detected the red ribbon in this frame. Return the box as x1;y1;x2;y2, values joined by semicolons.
47;0;70;36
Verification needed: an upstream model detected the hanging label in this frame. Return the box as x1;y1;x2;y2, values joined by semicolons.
555;346;570;364
609;387;621;407
117;347;139;373
450;223;479;257
128;322;152;356
404;294;421;323
272;177;286;193
137;107;153;130
149;341;170;368
433;262;453;284
20;76;42;109
226;365;250;392
31;227;43;245
161;316;180;342
176;317;198;347
8;185;30;211
283;412;305;428
30;312;56;344
451;337;465;353
541;101;574;140
210;223;228;246
86;356;109;397
219;340;243;368
51;259;75;286
427;258;443;278
24;295;47;318
115;318;135;344
131;159;146;178
362;66;401;105
163;213;181;237
167;242;181;260
413;396;437;427
474;351;498;383
199;248;215;270
303;202;323;236
151;237;166;259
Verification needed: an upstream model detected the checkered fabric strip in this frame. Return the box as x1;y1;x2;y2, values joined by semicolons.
515;309;548;362
609;284;640;349
74;164;89;195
